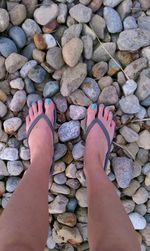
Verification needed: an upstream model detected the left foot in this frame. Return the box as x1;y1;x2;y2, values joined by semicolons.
26;99;55;164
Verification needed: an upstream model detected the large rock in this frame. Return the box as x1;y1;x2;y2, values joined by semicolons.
58;121;80;142
69;4;92;23
34;4;58;25
137;130;150;150
112;157;133;188
93;42;116;62
5;53;27;73
49;195;68;214
117;29;150;51
104;7;123;33
60;63;87;96
119;95;141;114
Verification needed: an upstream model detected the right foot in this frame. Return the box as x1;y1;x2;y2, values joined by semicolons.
26;99;55;164
85;104;116;170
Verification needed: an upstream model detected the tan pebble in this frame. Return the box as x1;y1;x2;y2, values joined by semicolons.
0;90;7;102
42;20;58;33
32;49;46;63
88;0;102;12
33;34;47;50
145;172;150;186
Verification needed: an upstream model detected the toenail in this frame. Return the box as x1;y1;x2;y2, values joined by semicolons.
46;99;51;105
31;101;35;105
91;104;97;110
110;111;113;116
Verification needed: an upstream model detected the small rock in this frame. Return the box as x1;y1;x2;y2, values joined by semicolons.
34;4;58;26
124;57;147;80
66;179;80;190
103;0;123;7
32;49;45;64
28;65;46;84
93;42;116;62
142;163;150;175
123;16;137;29
43;34;56;49
98;76;113;90
22;43;35;60
54;173;67;185
9;4;27;25
72;141;85;160
136;69;150;101
108;59;120;76
0;101;7;118
57;3;67;24
33;34;46;50
69;4;92;23
142;46;150;66
8;26;26;49
92;62;108;80
0;8;9;32
112;157;133;188
20;60;37;79
7;161;24;176
129;212;146;230
3;117;22;134
58;121;80;142
0;37;17;58
53;94;67;113
122;79;137;96
52;160;66;175
132;187;149;204
104;7;122;33
88;0;103;12
99;86;118;105
57;226;83;244
117;29;150;51
47;236;56;250
0;56;6;80
135;204;147;216
81;77;100;102
0;160;9;176
46;47;64;70
57;213;77;227
61;24;82;47
122;199;135;214
65;163;77;179
60;63;87;96
138;16;150;31
76;188;88;208
22;18;41;37
10;78;24;90
5;53;27;73
20;146;30;160
0;89;7;102
82;35;93;60
51;183;70;195
137;130;150;150
70;89;91;107
90;15;105;39
54;144;67;162
117;0;132;20
49;195;68;214
9;90;26;112
119;95;141;114
43;81;59;98
76;170;86;187
0;181;5;197
145;172;150;187
62;38;83;67
120;126;139;143
6;177;20;192
139;0;150;10
67;198;78;213
69;105;86;120
0;147;18;161
140;224;150;246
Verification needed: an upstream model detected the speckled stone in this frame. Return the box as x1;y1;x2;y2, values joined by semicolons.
58;121;80;142
28;65;47;84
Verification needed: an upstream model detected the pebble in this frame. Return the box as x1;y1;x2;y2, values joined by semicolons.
0;160;9;176
49;195;68;214
34;4;58;25
0;181;5;197
103;0;123;7
0;147;18;161
0;8;9;32
51;183;70;195
76;188;88;208
54;173;67;185
9;90;26;112
123;16;137;29
124;57;147;80
145;172;150;187
70;89;91;107
117;0;133;20
82;35;93;60
57;213;77;227
141;224;150;246
54;144;67;162
3;117;22;134
53;94;68;113
81;77;100;102
69;4;92;23
76;170;86;187
122;199;135;214
66;179;80;190
117;29;150;51
145;214;150;223
20;146;30;161
22;19;42;37
28;65;47;84
0;37;17;58
20;60;37;79
92;62;108;80
122;79;137;96
142;163;150;175
61;24;82;47
142;46;150;65
47;236;56;250
43;81;59;98
67;198;78;213
8;26;26;49
132;187;149;204
6;177;20;192
112;157;133;188
22;43;35;60
99;86;118;105
65;163;77;179
136;69;150;101
93;42;116;62
138;16;150;31
10;78;24;90
33;34;47;50
17;123;26;141
69;105;86;120
9;4;27;25
56;226;83;244
62;38;83;67
120;126;139;143
5;53;27;73
61;63;87;96
129;212;146;230
98;76;113;90
58;121;80;142
140;0;150;10
90;15;106;40
137;149;148;164
43;34;56;49
57;3;67;24
88;0;103;12
7;161;24;176
32;49;45;63
72;141;85;160
104;7;123;33
137;130;150;150
0;101;7;118
135;204;147;216
46;47;65;70
0;56;6;80
119;95;141;114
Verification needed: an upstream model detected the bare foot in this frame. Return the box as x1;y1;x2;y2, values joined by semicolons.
85;103;116;169
26;99;55;164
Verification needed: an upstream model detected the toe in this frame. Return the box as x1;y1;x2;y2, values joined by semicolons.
108;111;113;125
44;98;55;125
87;103;97;127
32;102;38;116
29;107;34;120
111;119;116;129
104;107;109;120
26;115;30;131
38;100;43;114
98;104;104;119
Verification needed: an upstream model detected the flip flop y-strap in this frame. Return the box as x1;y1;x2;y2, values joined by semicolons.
86;118;112;171
27;113;54;139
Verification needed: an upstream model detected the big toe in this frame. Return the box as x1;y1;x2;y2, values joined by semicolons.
44;98;55;125
86;103;97;127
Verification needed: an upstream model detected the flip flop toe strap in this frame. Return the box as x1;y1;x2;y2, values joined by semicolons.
27;113;54;139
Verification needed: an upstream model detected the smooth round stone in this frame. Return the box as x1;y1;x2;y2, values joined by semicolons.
24;78;35;94
5;53;27;74
49;195;68;214
27;94;42;107
8;26;26;49
20;146;30;160
9;4;27;25
43;34;56;49
6;177;20;192
120;126;139;143
2;193;11;208
0;8;9;32
142;163;150;175
10;78;24;90
137;130;150;150
119;95;141;114
28;65;47;84
67;198;78;213
0;56;6;80
132;187;149;204
69;105;86;120
0;101;7;118
129;212;146;230
58;121;80;142
3;117;22;134
65;163;77;179
46;236;56;250
51;183;70;195
122;79;137;96
103;0;123;7
22;43;35;60
104;7;123;33
0;147;19;161
46;47;65;70
54;144;67;162
20;60;37;78
43;81;59;98
81;77;100;102
66;179;80;190
69;4;92;23
0;37;17;58
54;173;67;185
34;4;58;26
53;94;68;113
76;188;88;208
7;161;24;176
52;160;66;175
0;160;9;176
7;138;19;148
22;18;41;37
9;90;26;112
123;16;137;29
72;141;85;160
145;214;150;223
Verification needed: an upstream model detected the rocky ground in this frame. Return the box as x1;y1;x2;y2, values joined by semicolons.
0;0;150;250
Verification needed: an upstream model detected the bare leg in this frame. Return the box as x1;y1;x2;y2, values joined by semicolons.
0;99;55;251
84;104;140;251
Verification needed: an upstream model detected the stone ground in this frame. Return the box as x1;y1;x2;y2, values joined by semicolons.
0;0;150;250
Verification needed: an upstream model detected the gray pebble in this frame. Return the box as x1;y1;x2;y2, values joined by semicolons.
43;81;60;98
104;7;123;33
7;161;24;176
58;121;80;142
6;177;20;192
28;65;47;84
8;26;27;49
